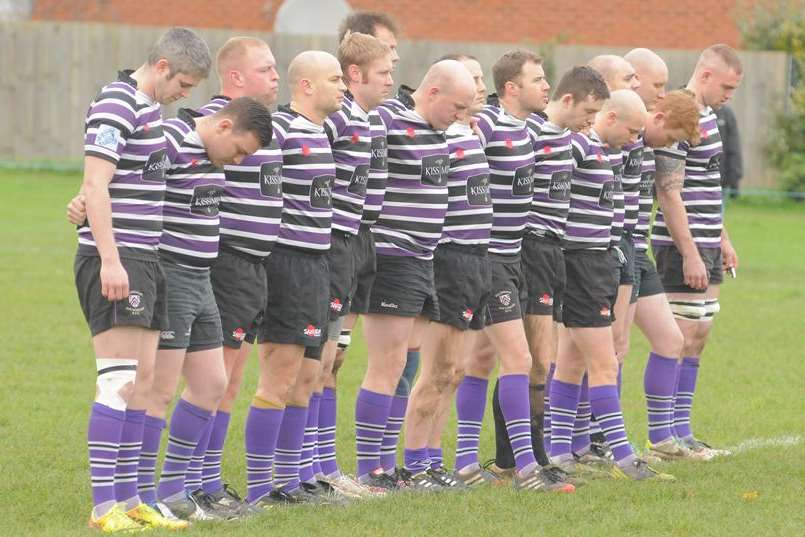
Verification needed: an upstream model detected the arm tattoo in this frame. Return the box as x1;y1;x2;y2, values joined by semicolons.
655;156;685;192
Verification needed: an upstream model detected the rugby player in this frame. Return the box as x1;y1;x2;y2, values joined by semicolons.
242;50;345;506
488;66;610;477
145;97;271;520
310;31;394;498
185;37;283;515
548;90;675;481
74;27;210;532
353;60;475;490
651;44;742;458
320;12;401;483
399;53;493;488
623;48;713;460
454;50;573;492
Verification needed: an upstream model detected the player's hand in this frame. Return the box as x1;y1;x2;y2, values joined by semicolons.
721;236;739;271
469;116;482;138
682;251;708;290
66;194;87;225
100;259;129;302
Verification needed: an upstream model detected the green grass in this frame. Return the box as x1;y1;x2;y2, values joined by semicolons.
1;171;804;537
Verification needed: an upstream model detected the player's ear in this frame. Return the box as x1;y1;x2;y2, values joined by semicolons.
216;117;234;134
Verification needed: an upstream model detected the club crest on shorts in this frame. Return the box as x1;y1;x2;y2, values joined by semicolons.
599;306;611;318
303;324;322;338
232;327;246;342
125;291;145;316
462;308;474;322
539;293;553;306
330;297;343;313
497;291;512;307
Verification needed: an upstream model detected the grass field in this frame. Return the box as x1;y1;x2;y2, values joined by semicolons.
1;170;804;537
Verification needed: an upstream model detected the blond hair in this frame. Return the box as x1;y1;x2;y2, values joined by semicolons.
337;31;391;84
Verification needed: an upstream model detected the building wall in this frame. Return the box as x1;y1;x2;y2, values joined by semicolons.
32;0;748;49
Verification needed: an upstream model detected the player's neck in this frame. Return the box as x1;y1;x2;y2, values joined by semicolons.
130;64;156;101
347;86;374;113
498;97;528;121
686;80;707;110
289;100;326;126
544;102;565;129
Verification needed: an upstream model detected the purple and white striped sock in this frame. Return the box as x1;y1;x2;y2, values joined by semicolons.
644;352;677;444
244;405;283;503
498;374;538;475
549;379;581;462
355;389;392;480
157;399;212;502
454;375;487;472
589;384;634;464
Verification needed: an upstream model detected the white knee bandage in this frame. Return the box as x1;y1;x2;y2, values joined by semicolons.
96;358;137;411
668;299;706;321
702;299;720;320
337;329;352;351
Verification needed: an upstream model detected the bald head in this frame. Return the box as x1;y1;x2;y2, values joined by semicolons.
625;48;668;111
288;50;341;89
287;50;346;123
604;89;647;117
412;59;476;130
588;54;639;92
421;59;475;97
595;89;646;148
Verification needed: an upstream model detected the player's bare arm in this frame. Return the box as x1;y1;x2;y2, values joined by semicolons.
81;155;129;301
654;154;708;290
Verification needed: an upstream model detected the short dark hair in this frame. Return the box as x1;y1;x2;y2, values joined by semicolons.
492;49;542;96
551;66;610;103
338;11;399;43
215;97;273;147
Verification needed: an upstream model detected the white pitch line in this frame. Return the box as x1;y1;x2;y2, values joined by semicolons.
727;435;803;454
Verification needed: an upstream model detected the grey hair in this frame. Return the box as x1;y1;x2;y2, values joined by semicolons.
148;27;212;79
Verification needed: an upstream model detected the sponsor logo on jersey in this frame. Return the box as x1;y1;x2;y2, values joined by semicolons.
310;175;334;208
190;184;223;217
421;154;450;187
512;164;535;197
259;162;283;198
548;170;571;202
467;174;492;206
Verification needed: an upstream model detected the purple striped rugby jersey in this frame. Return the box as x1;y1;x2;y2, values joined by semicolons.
526;112;572;239
608;146;625;247
371;100;449;260
79;70;167;259
475;104;536;256
621;138;645;234
440;121;492;246
563;129;615;251
158;109;225;269
324;93;372;235
198;96;283;259
634;147;655;251
272;107;336;253
652;107;723;249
